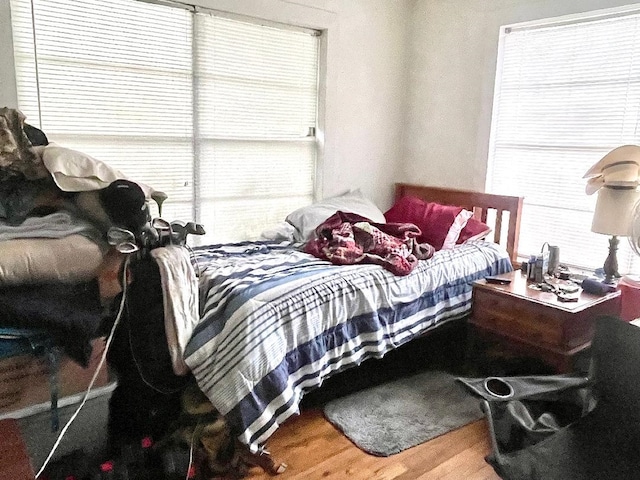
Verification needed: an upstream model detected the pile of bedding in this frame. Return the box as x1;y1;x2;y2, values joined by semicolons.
0;107;150;364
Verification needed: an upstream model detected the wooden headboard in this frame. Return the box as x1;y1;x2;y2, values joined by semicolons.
395;183;523;265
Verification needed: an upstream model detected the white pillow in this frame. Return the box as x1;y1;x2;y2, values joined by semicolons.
43;144;125;192
259;222;297;242
42;143;156;198
286;189;386;242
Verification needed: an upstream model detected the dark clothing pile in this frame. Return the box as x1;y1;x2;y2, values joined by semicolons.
0;107;148;362
0;280;103;366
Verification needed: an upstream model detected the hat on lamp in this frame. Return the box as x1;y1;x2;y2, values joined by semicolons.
584;145;640;195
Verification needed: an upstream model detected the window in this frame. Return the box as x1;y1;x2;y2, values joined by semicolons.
10;0;320;243
486;6;640;274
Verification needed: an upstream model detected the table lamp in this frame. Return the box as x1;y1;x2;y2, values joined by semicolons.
591;185;640;284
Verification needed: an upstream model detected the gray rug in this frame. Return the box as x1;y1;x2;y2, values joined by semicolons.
323;369;483;456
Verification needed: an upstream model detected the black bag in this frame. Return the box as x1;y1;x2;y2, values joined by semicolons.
458;316;640;480
105;255;190;452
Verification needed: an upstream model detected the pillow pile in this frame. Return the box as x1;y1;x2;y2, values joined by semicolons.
286;189;386;242
384;195;491;250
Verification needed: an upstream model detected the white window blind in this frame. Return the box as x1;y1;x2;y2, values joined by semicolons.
487;9;640;274
194;13;318;241
10;0;319;243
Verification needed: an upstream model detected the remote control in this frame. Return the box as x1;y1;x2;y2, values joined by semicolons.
485;276;512;285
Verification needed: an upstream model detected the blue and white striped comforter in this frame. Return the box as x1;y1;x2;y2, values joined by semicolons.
184;240;512;450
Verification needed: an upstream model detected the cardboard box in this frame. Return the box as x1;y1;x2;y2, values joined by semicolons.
0;338;110;416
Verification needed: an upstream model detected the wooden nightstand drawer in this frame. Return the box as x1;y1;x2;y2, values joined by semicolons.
469;271;622;373
472;290;564;346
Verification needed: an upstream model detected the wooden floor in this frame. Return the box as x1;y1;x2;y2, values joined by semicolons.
245;409;500;480
0;419;35;480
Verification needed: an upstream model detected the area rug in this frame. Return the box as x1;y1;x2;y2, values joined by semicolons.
323;369;483;456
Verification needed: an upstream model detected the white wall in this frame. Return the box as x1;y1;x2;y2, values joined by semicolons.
404;0;640;192
0;0;412;211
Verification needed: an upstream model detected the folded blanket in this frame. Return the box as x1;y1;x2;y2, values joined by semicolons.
151;246;199;376
304;211;435;275
0;210;102;242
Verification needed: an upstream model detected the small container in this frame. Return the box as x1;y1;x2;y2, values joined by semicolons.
528;255;537;281
548;245;560;275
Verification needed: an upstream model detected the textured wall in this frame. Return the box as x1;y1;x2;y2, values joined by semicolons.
403;0;637;192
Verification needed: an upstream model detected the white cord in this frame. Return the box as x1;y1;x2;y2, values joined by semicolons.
186;425;197;480
36;257;131;478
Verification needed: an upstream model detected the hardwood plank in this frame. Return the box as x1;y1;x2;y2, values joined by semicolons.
0;419;35;480
415;440;490;479
392;420;488;479
245;411;500;480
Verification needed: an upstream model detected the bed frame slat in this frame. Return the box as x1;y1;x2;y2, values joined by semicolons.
394;183;523;266
493;208;504;245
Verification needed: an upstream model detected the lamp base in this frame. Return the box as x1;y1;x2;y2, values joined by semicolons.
602;235;621;285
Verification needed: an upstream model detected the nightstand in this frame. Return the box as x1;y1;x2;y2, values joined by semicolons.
470;270;622;373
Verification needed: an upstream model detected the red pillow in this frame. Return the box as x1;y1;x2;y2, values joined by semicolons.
457;217;491;244
384;196;472;250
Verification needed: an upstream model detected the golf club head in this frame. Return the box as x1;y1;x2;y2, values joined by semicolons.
185;222;206;235
151;217;173;246
150;190;168;217
107;227;136;247
116;241;140;254
151;217;172;231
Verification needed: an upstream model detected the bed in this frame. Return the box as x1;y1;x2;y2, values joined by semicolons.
183;183;524;451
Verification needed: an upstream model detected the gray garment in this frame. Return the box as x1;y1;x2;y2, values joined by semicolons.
0;210;103;242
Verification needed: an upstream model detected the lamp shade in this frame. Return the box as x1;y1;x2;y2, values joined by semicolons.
591;185;640;237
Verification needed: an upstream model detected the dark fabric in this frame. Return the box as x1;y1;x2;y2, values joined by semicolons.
98;179;148;233
0;280;103;366
459;317;640;480
105;255;190;452
23;123;49;146
458;374;591;403
0;175;62;224
490;406;640;480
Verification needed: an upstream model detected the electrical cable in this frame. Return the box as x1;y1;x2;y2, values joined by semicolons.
185;420;202;480
35;256;131;478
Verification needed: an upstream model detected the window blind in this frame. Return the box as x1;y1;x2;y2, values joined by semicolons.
487;9;640;274
10;0;319;243
194;12;318;242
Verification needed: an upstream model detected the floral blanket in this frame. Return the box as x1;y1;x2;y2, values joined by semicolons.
304;211;435;275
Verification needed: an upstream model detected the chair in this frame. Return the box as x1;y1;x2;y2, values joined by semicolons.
458;316;640;480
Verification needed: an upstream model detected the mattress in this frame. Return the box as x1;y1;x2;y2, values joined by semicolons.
184;239;513;450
